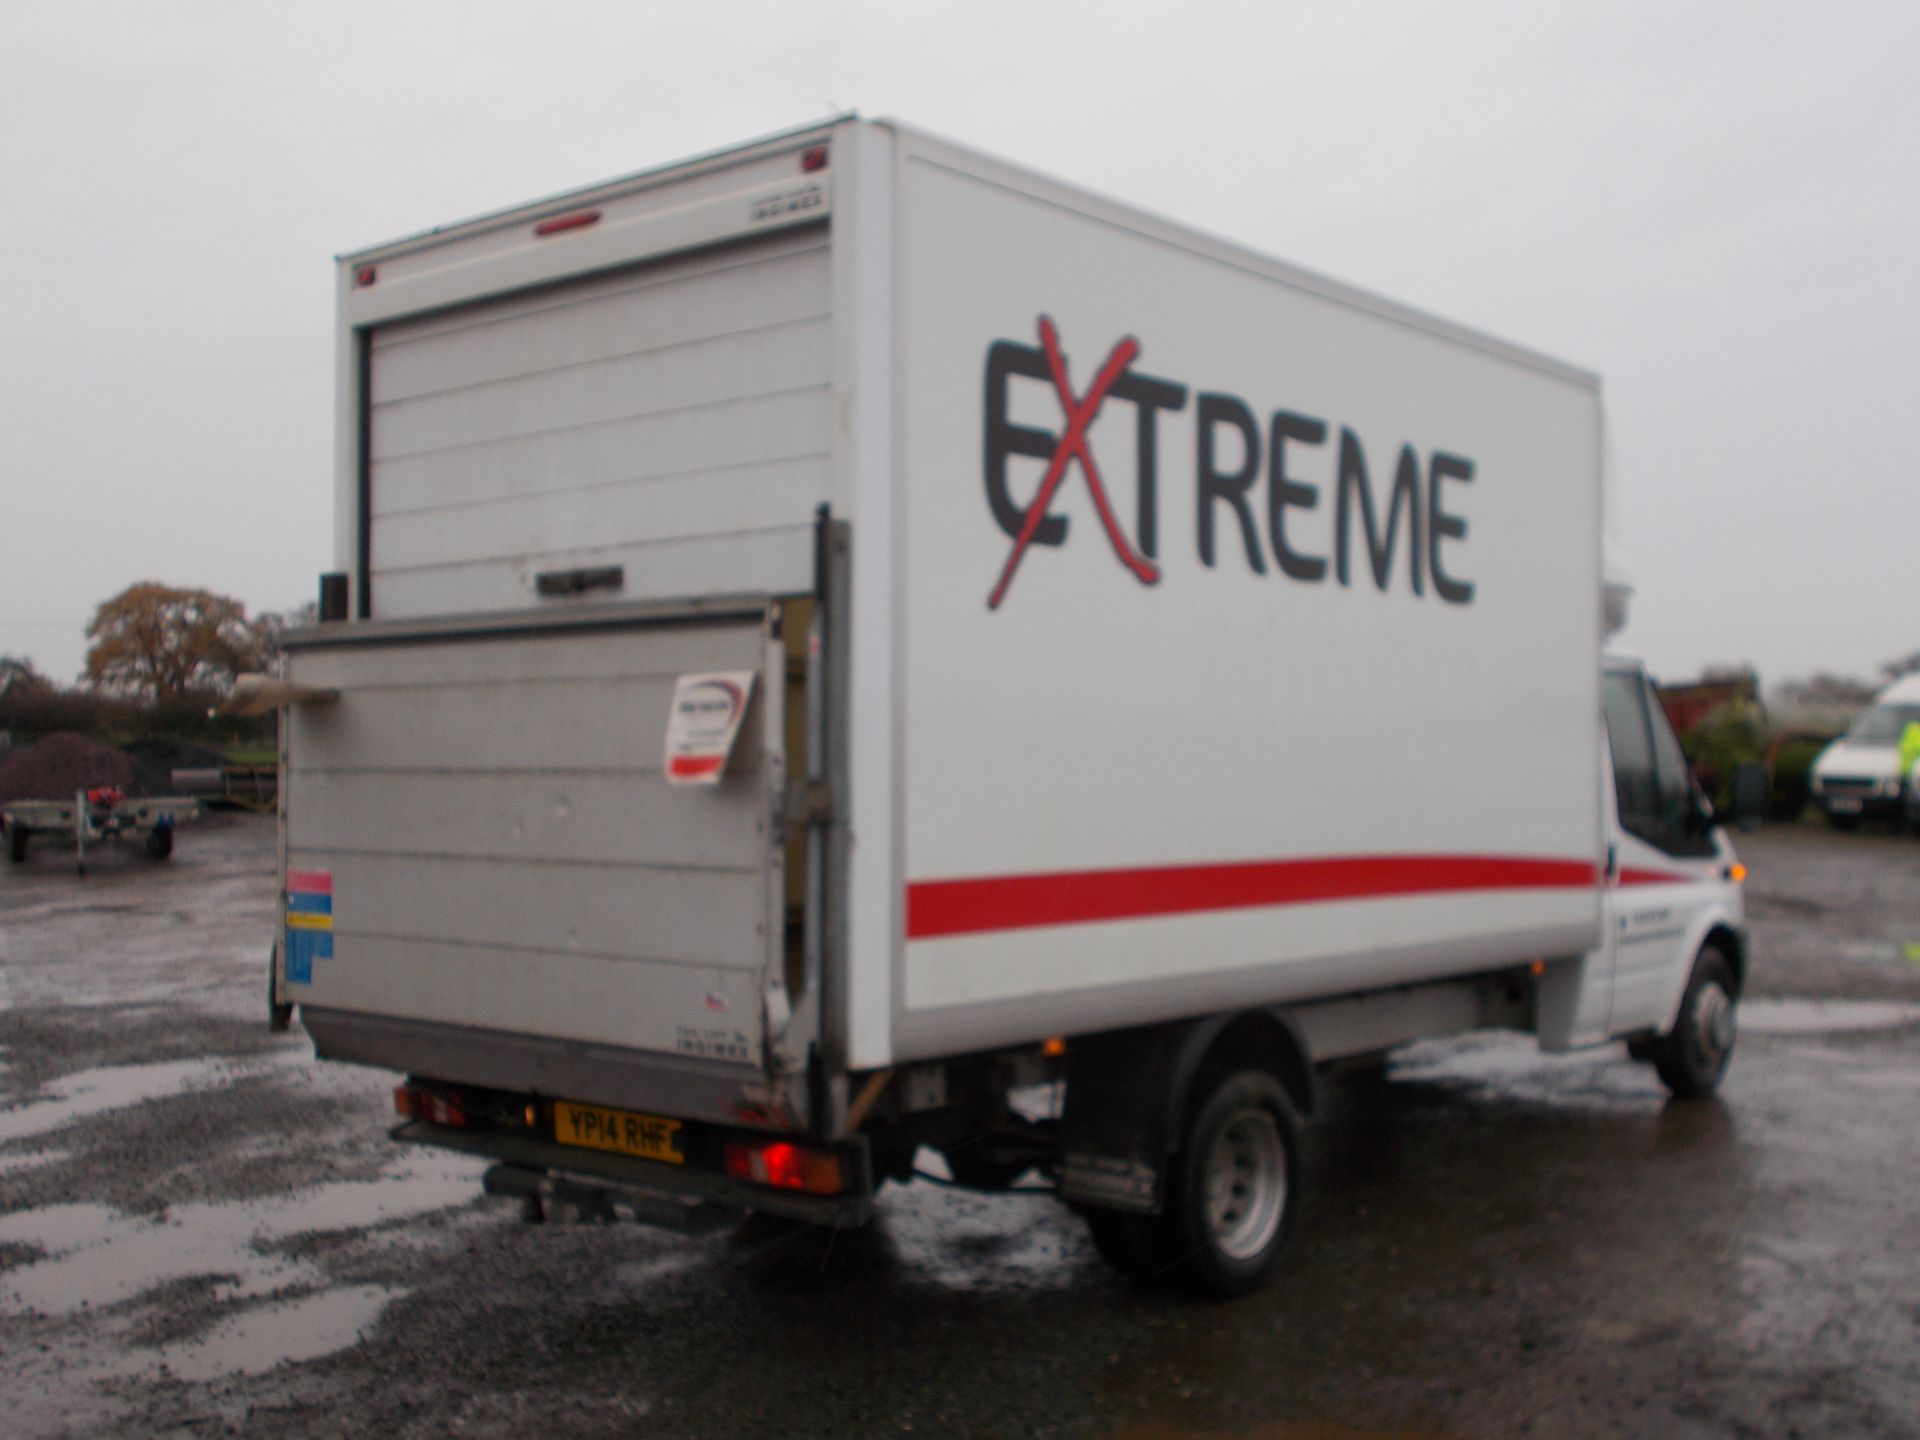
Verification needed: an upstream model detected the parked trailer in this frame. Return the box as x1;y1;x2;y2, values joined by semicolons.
273;117;1747;1294
4;789;197;873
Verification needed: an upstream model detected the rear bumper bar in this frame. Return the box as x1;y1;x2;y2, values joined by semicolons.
393;1119;874;1230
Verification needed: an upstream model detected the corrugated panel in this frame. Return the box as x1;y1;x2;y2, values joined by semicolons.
282;617;780;1062
367;228;831;617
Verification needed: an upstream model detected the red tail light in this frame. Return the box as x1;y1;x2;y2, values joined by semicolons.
396;1085;466;1128
800;145;829;173
724;1139;844;1194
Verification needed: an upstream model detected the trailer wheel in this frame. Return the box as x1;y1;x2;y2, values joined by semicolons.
1156;1069;1301;1297
6;823;27;864
1650;945;1737;1099
144;827;174;861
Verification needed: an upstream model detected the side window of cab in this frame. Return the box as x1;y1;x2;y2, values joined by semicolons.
1604;669;1714;858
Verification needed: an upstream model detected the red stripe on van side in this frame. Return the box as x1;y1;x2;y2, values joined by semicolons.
905;855;1600;941
1617;867;1695;886
667;755;726;780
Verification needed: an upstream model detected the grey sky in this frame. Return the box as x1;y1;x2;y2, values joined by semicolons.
2;0;1913;690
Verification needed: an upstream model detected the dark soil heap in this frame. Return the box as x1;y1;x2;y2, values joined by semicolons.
120;737;228;797
0;733;138;804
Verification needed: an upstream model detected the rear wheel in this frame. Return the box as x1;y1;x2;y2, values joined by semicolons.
6;823;28;864
1082;1206;1165;1280
144;826;174;861
1155;1069;1301;1297
1650;946;1738;1098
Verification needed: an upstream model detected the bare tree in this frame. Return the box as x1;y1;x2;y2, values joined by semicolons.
1880;650;1920;680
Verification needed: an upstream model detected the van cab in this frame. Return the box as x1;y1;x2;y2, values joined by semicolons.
1588;657;1747;1090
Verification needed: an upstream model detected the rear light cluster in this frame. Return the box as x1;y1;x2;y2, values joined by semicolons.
724;1139;844;1195
394;1083;541;1132
395;1084;466;1128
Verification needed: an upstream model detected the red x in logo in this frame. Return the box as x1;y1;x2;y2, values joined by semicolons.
986;317;1163;610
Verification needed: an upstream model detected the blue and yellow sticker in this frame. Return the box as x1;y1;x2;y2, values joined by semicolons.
285;869;333;984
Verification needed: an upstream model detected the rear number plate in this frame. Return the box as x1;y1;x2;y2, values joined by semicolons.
1828;797;1864;813
553;1101;684;1165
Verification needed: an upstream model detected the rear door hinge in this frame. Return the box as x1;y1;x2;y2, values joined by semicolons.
785;778;834;828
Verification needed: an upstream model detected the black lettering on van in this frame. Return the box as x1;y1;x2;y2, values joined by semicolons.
1268;411;1328;583
1196;393;1266;574
983;341;1066;547
1429;451;1475;605
1108;371;1188;561
1336;430;1425;596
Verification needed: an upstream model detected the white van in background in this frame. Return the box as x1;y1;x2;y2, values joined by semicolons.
1809;674;1920;827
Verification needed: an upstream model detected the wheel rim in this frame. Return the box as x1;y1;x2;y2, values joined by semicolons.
1693;980;1735;1068
1202;1108;1287;1262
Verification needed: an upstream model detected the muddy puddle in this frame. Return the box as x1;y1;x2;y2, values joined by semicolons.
0;1049;308;1146
145;1284;406;1381
0;1149;484;1380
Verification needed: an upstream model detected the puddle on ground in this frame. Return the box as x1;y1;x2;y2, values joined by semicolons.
1739;999;1920;1035
0;1146;69;1178
876;1183;1080;1291
142;1284;404;1381
0;1149;484;1385
1388;1033;1658;1109
0;1149;481;1316
0;1049;307;1145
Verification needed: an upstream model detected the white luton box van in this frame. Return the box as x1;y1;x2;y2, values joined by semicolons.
271;116;1747;1295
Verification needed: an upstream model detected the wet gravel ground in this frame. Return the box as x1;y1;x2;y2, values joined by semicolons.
2;816;1918;1439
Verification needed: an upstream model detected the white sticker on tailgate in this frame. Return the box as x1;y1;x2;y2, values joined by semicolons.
664;671;756;785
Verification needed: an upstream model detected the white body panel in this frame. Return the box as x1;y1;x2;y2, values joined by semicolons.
282;613;785;1074
886;131;1602;1059
366;230;830;617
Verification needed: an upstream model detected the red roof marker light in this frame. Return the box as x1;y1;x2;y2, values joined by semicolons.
534;208;602;238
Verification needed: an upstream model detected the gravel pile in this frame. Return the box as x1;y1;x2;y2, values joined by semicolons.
0;733;138;804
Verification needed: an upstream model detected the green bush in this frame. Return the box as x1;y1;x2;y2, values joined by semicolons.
1682;699;1768;809
1767;738;1825;821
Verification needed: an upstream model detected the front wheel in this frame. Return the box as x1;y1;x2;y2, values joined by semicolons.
6;823;28;864
144;826;174;861
1156;1069;1302;1297
1650;946;1738;1098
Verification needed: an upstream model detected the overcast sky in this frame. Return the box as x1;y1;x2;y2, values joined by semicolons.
2;0;1913;690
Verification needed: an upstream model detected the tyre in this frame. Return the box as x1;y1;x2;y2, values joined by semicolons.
6;823;28;864
1155;1069;1302;1298
1827;812;1859;832
144;826;174;861
1082;1206;1167;1280
1650;946;1738;1098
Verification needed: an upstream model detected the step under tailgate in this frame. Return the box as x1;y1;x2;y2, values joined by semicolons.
278;601;805;1129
